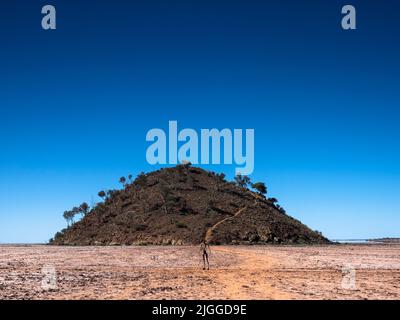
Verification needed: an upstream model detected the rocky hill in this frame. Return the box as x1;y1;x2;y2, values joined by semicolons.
51;165;330;245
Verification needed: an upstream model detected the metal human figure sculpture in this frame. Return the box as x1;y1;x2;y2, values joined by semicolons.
200;240;211;270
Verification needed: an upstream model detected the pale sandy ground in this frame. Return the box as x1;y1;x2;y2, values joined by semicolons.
0;244;399;300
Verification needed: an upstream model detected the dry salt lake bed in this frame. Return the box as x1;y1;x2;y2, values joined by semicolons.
0;244;399;300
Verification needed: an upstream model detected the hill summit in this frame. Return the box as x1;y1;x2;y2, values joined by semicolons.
52;165;330;245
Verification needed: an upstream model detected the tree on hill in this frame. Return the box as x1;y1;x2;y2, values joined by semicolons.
63;208;79;227
106;190;117;199
63;210;73;227
276;204;286;214
70;206;80;222
53;231;64;241
135;172;148;188
119;176;126;187
234;174;251;188
104;189;118;211
79;202;90;217
98;190;106;200
72;206;80;215
252;182;267;196
268;197;278;204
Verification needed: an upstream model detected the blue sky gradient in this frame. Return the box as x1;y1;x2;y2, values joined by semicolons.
0;0;399;242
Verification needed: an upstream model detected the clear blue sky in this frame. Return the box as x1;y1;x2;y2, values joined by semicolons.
0;0;399;242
